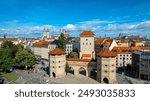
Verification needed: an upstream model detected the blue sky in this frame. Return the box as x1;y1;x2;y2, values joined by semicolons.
0;0;150;37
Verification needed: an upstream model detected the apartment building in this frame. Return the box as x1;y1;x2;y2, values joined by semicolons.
132;50;150;80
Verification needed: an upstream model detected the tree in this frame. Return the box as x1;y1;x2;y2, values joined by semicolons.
58;33;66;50
0;41;35;72
1;41;14;48
15;47;36;68
0;41;17;72
69;52;79;58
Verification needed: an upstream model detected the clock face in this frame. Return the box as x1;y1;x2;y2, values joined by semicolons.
86;39;88;41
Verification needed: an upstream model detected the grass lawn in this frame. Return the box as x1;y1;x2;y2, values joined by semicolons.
0;72;18;81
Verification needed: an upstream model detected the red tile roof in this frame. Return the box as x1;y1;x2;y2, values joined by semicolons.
95;38;112;46
80;30;94;37
0;38;18;41
82;54;91;57
111;46;150;54
63;34;70;38
49;48;65;55
97;49;116;57
66;58;93;62
33;40;49;48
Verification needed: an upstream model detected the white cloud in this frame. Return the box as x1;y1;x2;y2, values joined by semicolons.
63;24;76;30
1;19;150;38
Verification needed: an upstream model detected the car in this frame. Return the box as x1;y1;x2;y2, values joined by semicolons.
6;67;14;73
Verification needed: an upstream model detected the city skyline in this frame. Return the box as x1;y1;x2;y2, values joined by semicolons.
0;0;150;37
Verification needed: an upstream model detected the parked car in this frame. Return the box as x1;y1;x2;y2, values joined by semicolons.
6;67;14;73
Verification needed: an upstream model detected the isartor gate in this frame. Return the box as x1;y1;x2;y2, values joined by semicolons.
66;59;97;77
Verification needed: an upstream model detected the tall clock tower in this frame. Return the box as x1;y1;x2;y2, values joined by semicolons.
79;30;95;60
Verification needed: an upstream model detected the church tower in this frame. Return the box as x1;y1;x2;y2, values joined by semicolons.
79;30;95;60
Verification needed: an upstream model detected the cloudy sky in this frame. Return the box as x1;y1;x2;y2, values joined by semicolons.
0;0;150;38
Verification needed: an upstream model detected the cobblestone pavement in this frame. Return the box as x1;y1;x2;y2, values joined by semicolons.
48;73;100;84
4;62;99;84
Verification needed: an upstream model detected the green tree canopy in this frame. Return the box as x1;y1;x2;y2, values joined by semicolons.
0;41;35;72
69;52;79;58
58;33;66;50
15;47;35;67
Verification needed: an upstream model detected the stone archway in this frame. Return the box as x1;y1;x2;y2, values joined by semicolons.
79;67;86;76
69;67;74;75
52;72;56;78
103;78;109;84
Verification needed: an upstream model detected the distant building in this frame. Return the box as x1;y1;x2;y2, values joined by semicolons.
0;38;19;46
132;50;150;80
115;39;129;47
65;43;73;55
112;47;132;68
95;38;118;54
49;48;66;78
97;49;117;84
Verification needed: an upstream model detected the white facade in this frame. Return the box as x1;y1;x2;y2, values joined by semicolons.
65;44;73;55
48;44;57;51
116;53;132;67
33;47;42;57
41;47;49;60
109;40;118;51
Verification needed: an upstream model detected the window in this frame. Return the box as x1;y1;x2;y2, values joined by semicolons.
52;61;55;63
112;70;114;72
120;58;122;60
53;66;55;68
83;43;84;45
120;55;122;56
90;43;91;45
58;61;61;63
105;64;108;67
58;66;61;68
86;43;88;45
112;64;114;66
104;70;107;73
86;39;88;41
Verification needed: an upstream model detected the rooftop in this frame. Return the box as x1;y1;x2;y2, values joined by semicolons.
80;30;94;37
49;48;65;55
97;49;116;57
32;40;49;48
63;34;70;38
66;58;93;62
0;38;18;41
